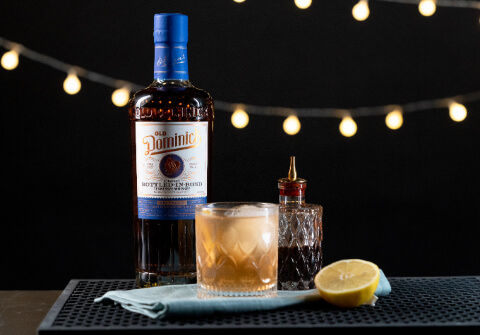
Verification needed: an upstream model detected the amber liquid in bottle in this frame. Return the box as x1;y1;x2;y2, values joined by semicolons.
129;79;213;287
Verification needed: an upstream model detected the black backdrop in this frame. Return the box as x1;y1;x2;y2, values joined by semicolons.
1;0;479;290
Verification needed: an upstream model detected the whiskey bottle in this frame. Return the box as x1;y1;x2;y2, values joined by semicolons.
129;13;214;287
278;157;323;290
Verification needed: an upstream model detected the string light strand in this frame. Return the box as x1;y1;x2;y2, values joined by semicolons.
2;0;480;137
217;91;480;119
375;0;480;10
2;35;478;132
0;37;144;93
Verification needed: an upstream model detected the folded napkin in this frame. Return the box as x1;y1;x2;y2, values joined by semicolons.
375;269;392;296
94;270;390;319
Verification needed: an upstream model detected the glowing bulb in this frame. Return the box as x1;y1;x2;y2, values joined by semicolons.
385;109;403;130
233;0;245;2
449;102;467;122
63;72;81;95
352;0;370;21
294;0;312;10
112;87;131;107
419;0;436;17
231;108;249;128
283;115;301;135
339;117;357;137
1;50;19;70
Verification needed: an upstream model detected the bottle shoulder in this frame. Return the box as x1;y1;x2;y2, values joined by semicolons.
129;80;213;121
131;80;213;108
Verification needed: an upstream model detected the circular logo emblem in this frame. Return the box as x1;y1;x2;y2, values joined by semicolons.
160;154;184;178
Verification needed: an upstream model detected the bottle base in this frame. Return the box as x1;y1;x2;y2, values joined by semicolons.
135;270;196;288
278;280;316;291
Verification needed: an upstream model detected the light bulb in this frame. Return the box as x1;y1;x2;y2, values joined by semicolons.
112;87;131;107
283;115;301;135
448;102;467;122
352;0;370;21
231;108;249;128
419;0;436;17
63;71;81;95
233;0;246;2
385;109;403;130
339;117;357;137
1;50;19;70
294;0;312;10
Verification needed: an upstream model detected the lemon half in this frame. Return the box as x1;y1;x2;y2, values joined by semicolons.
314;259;380;308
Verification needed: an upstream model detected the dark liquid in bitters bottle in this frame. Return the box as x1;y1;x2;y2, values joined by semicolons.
278;245;323;290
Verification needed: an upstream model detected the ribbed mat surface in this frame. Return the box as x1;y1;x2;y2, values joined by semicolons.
38;277;480;333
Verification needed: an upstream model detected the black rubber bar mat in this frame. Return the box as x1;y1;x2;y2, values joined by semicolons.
37;277;480;333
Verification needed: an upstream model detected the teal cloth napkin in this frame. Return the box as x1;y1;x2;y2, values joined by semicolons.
94;270;390;319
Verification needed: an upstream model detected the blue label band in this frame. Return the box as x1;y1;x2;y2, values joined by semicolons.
138;197;206;220
154;43;189;80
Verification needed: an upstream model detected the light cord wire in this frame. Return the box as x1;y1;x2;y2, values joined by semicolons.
0;37;144;92
2;36;478;118
376;0;480;10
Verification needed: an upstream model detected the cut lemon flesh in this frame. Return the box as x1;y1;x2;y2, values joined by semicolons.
314;259;380;308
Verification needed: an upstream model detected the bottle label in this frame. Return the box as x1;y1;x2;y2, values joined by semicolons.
135;121;208;220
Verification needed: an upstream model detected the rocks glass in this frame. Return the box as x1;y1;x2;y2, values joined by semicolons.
195;202;279;298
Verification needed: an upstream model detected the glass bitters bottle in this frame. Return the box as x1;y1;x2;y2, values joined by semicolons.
278;157;323;290
129;14;214;288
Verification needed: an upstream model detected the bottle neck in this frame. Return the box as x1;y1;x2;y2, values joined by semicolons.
278;182;306;206
279;194;306;206
154;42;189;81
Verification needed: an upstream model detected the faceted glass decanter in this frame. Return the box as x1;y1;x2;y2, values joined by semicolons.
278;157;323;290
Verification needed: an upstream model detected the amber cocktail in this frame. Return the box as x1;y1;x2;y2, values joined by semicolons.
195;202;278;298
